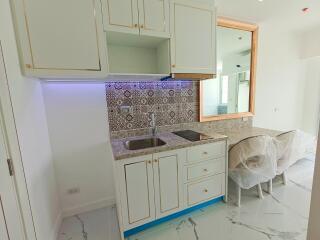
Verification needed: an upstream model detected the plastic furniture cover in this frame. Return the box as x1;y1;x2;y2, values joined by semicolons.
229;135;277;189
274;130;317;175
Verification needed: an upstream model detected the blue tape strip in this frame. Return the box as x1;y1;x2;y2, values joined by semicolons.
124;196;224;238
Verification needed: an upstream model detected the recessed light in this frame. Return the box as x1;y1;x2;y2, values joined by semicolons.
258;0;264;2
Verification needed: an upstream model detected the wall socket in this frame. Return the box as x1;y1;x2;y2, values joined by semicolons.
242;117;248;122
67;187;80;195
120;106;133;114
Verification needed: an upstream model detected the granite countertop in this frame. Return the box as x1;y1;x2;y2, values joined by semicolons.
111;132;228;160
218;127;282;146
110;127;283;160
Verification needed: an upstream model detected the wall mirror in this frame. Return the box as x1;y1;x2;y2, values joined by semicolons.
200;17;258;122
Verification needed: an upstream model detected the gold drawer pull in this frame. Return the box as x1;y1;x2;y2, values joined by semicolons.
134;23;138;28
203;189;208;193
172;64;176;68
146;160;152;164
203;168;208;172
26;64;32;69
140;25;144;28
203;151;208;155
154;159;158;163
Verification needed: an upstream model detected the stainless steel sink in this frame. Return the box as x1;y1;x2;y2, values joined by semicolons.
124;138;166;150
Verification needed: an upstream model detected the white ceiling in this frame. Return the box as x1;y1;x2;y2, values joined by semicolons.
215;0;320;33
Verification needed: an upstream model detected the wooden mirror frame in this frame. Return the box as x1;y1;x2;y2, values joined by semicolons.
200;17;258;122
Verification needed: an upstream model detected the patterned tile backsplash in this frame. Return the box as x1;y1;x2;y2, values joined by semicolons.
106;81;252;139
106;81;199;130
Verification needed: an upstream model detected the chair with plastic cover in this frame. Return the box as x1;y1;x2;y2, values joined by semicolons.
229;135;277;207
273;130;317;186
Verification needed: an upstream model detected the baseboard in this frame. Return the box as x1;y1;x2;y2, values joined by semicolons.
51;212;62;240
62;197;115;218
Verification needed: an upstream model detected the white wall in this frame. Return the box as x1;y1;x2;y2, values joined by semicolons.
253;22;306;131
301;57;320;136
41;83;115;216
0;0;61;239
301;27;320;59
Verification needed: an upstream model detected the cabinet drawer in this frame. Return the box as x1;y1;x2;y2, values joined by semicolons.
186;174;224;206
186;141;225;164
186;158;225;182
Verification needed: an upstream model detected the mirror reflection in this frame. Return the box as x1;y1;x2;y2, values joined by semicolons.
202;26;253;117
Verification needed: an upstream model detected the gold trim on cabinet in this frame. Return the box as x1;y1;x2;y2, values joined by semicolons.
124;160;152;225
172;73;215;80
157;154;180;214
21;0;102;71
141;0;166;33
107;0;137;29
186;174;223;206
173;3;215;72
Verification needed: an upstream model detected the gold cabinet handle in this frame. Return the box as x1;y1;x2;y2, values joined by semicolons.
134;23;138;28
203;151;208;155
154;159;158;163
25;64;32;69
146;160;152;164
140;25;144;28
203;189;208;193
172;64;176;68
203;168;208;172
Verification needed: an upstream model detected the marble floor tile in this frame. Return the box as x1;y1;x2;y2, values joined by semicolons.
58;157;315;240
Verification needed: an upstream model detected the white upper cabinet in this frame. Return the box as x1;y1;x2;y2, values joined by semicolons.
170;0;217;74
11;0;108;78
138;0;170;38
103;0;170;38
102;0;140;34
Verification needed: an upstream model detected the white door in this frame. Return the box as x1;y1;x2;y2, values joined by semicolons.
102;0;139;34
117;155;155;230
138;0;170;38
0;43;26;240
170;0;216;74
153;150;184;218
12;0;108;78
0;198;9;240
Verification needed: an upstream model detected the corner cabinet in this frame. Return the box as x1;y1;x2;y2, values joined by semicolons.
102;0;170;38
170;0;217;75
114;140;227;240
11;0;108;78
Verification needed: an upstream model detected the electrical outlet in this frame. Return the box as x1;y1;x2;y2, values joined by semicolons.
67;187;80;195
242;117;248;122
120;106;133;114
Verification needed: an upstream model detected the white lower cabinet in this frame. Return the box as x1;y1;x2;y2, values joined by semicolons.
153;150;185;219
114;141;227;239
116;155;155;230
185;174;225;207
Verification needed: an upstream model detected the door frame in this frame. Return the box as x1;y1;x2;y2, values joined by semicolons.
0;41;36;240
307;125;320;239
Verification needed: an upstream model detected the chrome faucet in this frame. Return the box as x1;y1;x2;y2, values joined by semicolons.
150;112;157;137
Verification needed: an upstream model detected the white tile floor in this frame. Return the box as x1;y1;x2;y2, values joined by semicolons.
58;156;315;240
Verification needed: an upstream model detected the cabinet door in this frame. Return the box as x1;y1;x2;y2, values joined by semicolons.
117;156;155;230
12;0;108;78
153;150;184;218
170;0;216;74
138;0;170;38
102;0;139;34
